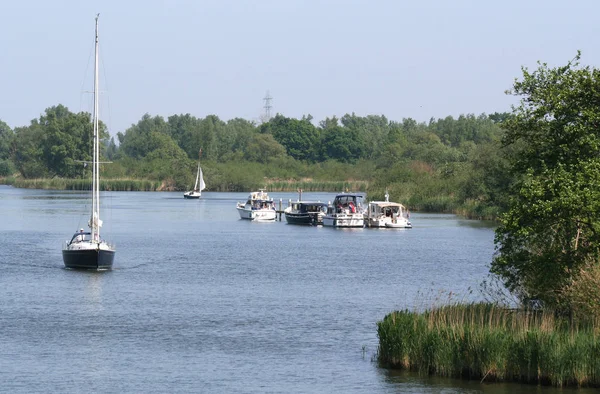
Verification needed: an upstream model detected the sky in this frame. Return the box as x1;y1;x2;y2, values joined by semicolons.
1;0;599;136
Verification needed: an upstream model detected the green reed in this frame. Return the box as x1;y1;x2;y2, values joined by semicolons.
11;178;162;191
377;303;600;387
265;180;369;192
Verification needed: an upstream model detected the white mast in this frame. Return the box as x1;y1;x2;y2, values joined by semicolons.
91;13;101;242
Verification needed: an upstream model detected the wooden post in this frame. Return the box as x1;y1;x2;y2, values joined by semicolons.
279;198;282;221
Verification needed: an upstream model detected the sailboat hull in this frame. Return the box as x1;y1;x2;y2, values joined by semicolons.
62;248;115;270
183;191;201;199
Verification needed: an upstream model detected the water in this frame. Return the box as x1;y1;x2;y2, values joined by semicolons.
0;185;590;393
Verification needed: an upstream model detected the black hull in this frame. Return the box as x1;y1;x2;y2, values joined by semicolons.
183;194;200;199
62;249;115;270
285;213;322;225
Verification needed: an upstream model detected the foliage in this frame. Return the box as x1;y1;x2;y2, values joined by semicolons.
244;133;287;163
0;159;15;176
562;259;600;319
0;120;14;160
260;114;320;161
318;117;365;163
491;53;600;310
5;102;511;217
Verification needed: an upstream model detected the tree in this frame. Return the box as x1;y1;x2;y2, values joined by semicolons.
118;114;169;159
0;120;14;160
261;114;319;161
491;53;600;310
0;120;15;176
244;133;286;163
318;122;364;163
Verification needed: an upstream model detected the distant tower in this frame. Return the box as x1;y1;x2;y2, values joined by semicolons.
263;90;273;121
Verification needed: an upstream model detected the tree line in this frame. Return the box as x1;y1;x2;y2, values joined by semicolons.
0;105;512;218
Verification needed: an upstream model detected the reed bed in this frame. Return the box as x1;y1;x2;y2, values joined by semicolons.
265;180;369;192
377;303;600;387
11;178;162;191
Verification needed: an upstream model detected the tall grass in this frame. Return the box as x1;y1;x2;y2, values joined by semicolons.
265;179;368;192
11;178;162;191
377;303;600;387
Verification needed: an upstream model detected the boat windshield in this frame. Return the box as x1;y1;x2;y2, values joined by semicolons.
300;203;328;213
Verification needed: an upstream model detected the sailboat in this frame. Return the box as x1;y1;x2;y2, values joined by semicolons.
62;14;115;270
183;157;206;199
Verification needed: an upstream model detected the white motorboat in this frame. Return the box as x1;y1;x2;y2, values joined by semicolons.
236;190;277;221
322;192;365;228
365;191;412;229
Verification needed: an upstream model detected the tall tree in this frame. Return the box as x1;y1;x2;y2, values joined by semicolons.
0;120;14;160
260;114;319;161
491;53;600;309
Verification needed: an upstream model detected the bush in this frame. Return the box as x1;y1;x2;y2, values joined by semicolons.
0;159;15;176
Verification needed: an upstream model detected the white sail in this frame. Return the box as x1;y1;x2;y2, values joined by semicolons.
199;167;206;191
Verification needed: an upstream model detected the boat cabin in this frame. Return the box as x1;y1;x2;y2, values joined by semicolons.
290;202;328;214
329;193;364;214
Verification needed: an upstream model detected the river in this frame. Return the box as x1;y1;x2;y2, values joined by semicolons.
0;185;590;393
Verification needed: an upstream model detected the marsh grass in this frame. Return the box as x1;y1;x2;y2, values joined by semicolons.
11;178;161;191
377;303;600;387
265;179;368;192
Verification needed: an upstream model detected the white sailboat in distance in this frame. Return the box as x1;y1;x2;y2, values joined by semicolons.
184;150;206;199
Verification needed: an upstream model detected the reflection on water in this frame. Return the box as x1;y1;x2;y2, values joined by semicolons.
381;369;598;393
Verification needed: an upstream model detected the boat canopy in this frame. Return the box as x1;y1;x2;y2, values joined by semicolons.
295;202;328;212
369;201;406;208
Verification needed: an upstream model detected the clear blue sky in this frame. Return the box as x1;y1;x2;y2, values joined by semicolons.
1;0;598;136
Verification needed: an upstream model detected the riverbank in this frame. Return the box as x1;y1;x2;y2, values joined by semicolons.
377;303;600;388
0;176;369;193
3;177;163;191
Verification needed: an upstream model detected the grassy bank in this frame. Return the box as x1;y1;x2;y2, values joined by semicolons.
377;303;600;387
9;177;162;191
3;176;368;193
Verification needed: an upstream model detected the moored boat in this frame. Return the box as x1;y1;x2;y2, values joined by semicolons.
322;192;365;228
365;191;412;228
284;201;328;225
236;190;277;221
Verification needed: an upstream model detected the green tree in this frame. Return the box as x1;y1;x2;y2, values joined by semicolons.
13;124;47;178
244;133;286;163
491;53;600;309
39;105;95;178
340;113;389;159
117;114;169;159
11;105;102;178
318;117;364;163
0;120;14;160
261;114;319;161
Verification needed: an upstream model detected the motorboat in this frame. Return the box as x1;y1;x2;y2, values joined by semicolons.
284;201;328;225
365;191;412;228
236;190;276;221
322;192;365;228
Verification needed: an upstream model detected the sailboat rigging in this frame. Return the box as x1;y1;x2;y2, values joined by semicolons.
62;14;115;270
